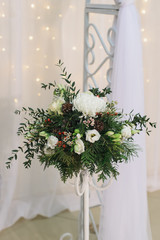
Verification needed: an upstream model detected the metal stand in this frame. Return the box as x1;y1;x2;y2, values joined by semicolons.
60;170;113;240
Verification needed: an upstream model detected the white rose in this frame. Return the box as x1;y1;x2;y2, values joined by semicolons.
48;96;65;114
44;145;55;156
74;139;85;155
47;135;58;149
121;125;132;139
86;129;101;143
72;92;106;117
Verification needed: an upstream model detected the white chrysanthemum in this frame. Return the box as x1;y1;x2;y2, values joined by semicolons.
47;135;58;149
86;129;101;143
72;92;106;117
48;96;65;114
121;125;132;139
74;139;85;155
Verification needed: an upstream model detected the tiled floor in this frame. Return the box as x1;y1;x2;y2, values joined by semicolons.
0;191;159;240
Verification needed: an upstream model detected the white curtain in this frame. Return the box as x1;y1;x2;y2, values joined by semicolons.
0;0;99;231
0;0;159;233
99;0;152;239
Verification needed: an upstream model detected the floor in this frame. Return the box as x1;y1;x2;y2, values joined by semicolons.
0;191;159;240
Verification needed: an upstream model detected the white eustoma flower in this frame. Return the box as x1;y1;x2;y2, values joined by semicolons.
86;129;101;143
121;125;132;138
47;135;58;149
48;96;65;114
44;145;55;156
74;139;85;155
72;92;106;117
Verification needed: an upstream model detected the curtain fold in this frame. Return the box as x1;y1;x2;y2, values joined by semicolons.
99;0;152;239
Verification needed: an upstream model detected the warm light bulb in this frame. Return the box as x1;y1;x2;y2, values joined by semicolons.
1;14;5;18
14;98;18;103
58;14;62;18
37;93;41;96
29;36;33;40
2;48;6;51
45;27;50;31
37;16;41;20
141;9;146;14
25;65;30;69
72;46;77;51
36;48;40;51
46;5;50;10
69;5;74;9
143;38;148;42
146;79;150;83
31;4;35;8
141;28;145;32
0;36;3;39
2;2;5;6
36;78;40;82
144;0;148;2
45;65;49;69
52;36;56;40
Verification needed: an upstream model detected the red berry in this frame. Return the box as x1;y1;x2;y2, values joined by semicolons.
107;112;110;115
58;132;62;135
48;118;51;122
45;120;47;122
115;112;118;115
63;144;66;148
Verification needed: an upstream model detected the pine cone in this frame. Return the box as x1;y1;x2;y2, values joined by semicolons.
62;103;73;113
95;119;104;132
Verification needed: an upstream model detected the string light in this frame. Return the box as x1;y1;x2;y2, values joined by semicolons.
141;9;146;14
0;36;3;39
146;79;150;83
1;14;5;18
37;16;41;20
45;26;50;31
69;5;74;9
45;65;49;69
36;48;40;51
31;4;35;8
36;78;40;82
143;38;148;42
52;36;56;40
72;46;77;51
37;93;41;97
141;28;145;32
58;14;62;18
2;48;6;51
46;5;50;10
2;2;5;6
24;65;30;69
144;0;148;2
14;98;18;103
29;36;33;40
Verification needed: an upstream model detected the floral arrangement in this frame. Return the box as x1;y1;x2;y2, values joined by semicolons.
7;61;156;182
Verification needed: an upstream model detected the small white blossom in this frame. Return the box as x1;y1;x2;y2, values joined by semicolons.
48;96;65;114
74;139;85;155
86;129;101;143
44;145;55;155
121;125;132;139
47;135;58;149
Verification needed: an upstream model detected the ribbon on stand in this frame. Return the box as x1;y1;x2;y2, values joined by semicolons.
60;170;113;240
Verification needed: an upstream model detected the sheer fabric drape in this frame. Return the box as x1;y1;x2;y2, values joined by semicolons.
99;0;152;239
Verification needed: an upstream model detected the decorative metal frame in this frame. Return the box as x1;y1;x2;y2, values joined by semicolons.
60;1;119;240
